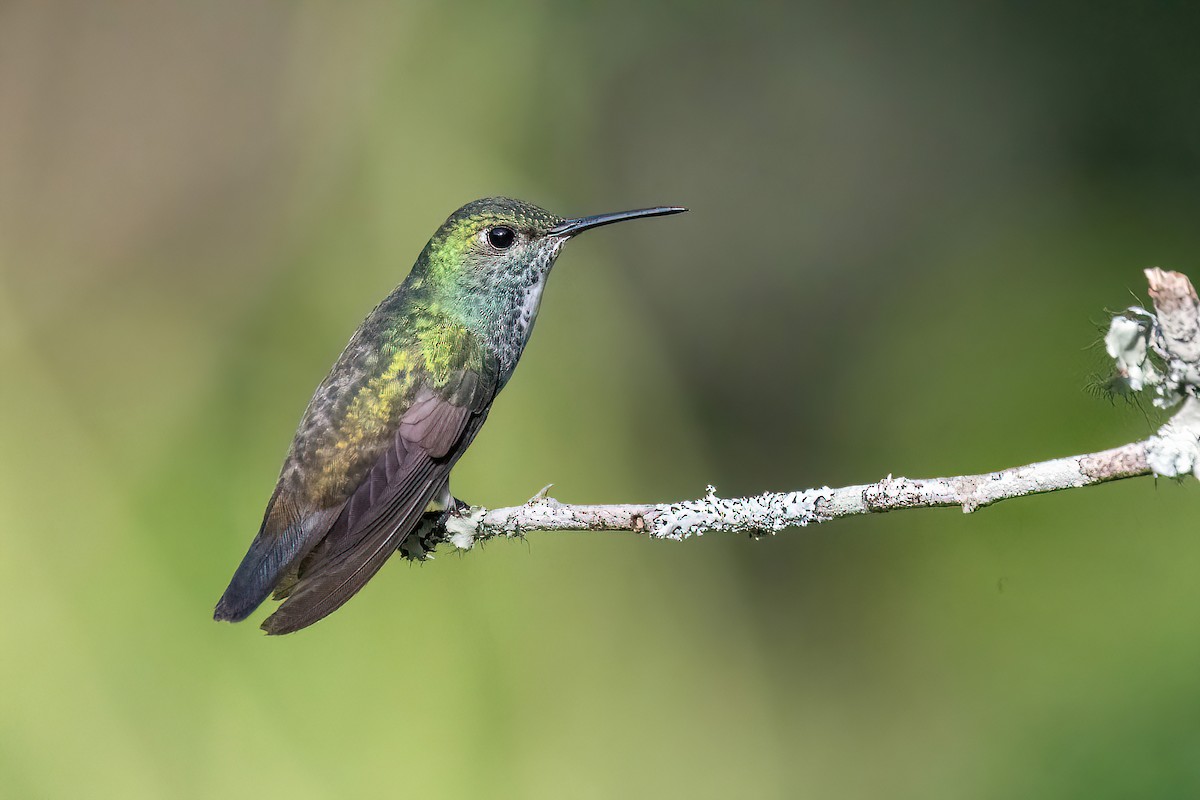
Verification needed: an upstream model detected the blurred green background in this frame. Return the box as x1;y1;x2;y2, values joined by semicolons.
4;1;1200;797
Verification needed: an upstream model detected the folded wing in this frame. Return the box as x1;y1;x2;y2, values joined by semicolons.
260;349;499;635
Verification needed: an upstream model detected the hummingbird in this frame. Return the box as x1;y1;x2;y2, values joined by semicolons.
214;197;686;634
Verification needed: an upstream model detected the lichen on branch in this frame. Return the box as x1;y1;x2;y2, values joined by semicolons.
435;268;1200;551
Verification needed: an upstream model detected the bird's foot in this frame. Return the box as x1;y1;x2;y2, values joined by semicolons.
446;494;471;516
396;496;476;561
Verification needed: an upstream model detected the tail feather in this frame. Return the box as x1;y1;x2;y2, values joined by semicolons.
213;493;340;623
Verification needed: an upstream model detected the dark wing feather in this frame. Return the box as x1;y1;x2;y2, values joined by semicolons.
213;488;346;623
261;354;498;635
399;385;475;458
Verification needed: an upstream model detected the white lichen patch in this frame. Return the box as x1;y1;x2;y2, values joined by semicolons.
1106;314;1157;392
1106;307;1193;409
652;485;820;540
1146;398;1200;478
445;507;486;550
862;475;928;510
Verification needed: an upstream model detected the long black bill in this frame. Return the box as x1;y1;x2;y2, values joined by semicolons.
547;206;687;237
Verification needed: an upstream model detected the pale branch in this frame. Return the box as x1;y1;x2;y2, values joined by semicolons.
440;269;1200;551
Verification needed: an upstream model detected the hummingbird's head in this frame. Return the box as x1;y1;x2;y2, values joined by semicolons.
420;196;687;296
416;197;684;367
421;197;564;293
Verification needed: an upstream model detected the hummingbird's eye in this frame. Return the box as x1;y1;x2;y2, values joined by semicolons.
487;226;516;250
